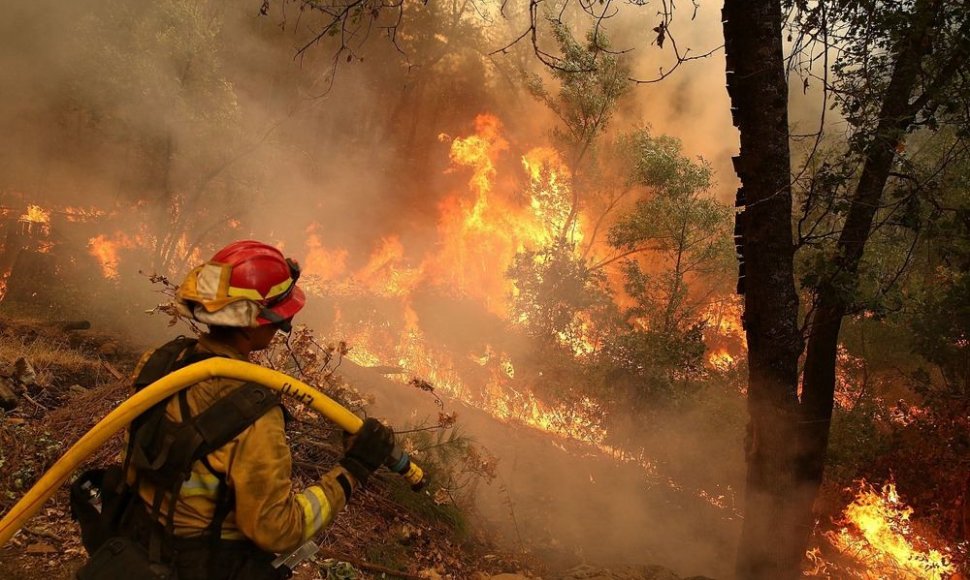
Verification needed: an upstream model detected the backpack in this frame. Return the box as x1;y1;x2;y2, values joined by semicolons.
71;337;282;579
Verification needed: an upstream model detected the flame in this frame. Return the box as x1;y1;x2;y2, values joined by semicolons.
356;236;424;297
20;204;51;224
809;480;962;579
707;348;736;370
446;114;508;229
430;115;582;315
322;116;607;445
556;311;598;357
0;204;54;301
888;399;929;427
358;344;611;444
17;204;53;241
703;300;745;373
88;233;134;279
279;116;744;518
832;346;865;410
60;206;108;222
291;147;613;443
303;227;348;287
522;146;578;245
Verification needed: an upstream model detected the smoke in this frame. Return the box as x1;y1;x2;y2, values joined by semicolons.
0;0;793;577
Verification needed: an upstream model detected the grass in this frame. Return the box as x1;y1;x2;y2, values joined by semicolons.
0;334;95;385
362;540;410;572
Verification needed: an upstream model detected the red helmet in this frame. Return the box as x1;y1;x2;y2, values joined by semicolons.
176;240;305;329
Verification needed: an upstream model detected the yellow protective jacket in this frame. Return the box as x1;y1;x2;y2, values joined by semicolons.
127;335;357;554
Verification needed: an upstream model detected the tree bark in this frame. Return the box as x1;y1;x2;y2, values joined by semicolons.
722;1;805;578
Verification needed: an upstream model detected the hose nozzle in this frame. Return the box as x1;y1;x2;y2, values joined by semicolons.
387;447;426;491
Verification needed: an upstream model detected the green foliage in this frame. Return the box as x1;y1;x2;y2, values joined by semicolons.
825;394;893;484
505;112;733;412
608;130;734;335
614;130;713;196
789;1;970;144
909;270;970;383
527;22;631;165
898;134;970;388
804;128;970;544
601;323;707;406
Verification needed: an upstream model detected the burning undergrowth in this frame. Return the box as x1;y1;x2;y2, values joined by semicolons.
806;479;966;579
4;109;963;577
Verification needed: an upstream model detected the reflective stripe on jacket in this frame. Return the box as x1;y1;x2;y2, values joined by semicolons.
126;334;357;554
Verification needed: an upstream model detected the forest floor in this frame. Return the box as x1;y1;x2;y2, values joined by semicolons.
0;310;711;580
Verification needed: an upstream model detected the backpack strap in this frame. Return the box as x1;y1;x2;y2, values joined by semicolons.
161;381;280;572
125;337;203;473
130;383;280;495
133;337;200;391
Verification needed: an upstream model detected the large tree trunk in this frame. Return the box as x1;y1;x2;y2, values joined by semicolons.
795;0;942;553
722;1;805;578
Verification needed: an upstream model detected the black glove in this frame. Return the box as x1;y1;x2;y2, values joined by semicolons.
339;417;395;485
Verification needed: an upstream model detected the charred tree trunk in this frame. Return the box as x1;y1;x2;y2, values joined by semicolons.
723;1;804;578
795;0;946;549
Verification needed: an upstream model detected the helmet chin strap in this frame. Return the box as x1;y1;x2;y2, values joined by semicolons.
259;307;293;333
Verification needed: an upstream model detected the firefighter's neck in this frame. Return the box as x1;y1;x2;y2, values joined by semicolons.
222;330;256;357
208;325;277;356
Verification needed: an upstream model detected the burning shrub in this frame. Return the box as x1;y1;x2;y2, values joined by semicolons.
507;238;614;351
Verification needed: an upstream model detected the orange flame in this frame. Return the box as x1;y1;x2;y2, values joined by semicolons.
60;206;108;222
303;228;348;287
88;233;134;279
283;116;746;518
707;348;736;371
809;480;961;579
430;115;583;317
445;114;508;228
356;236;423;297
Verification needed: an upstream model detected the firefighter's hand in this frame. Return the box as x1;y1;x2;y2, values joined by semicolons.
339;418;395;485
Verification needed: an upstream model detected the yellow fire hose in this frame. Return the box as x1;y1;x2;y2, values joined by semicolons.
0;358;425;547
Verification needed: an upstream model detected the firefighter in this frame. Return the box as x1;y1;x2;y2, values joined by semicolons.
75;240;395;580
